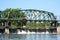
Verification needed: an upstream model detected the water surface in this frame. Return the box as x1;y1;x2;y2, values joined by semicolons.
0;34;60;40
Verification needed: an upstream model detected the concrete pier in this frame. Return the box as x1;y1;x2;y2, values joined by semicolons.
4;28;9;34
57;27;60;34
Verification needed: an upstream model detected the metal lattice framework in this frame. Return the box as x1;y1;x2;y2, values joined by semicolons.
20;9;56;21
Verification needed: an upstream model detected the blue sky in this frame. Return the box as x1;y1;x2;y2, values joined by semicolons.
0;0;60;20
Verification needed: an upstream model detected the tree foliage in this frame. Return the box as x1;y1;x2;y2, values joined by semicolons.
0;8;25;29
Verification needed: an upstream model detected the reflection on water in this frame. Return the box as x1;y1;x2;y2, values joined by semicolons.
0;34;60;40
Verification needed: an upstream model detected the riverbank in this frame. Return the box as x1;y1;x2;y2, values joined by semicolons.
1;26;60;34
1;32;58;35
1;31;57;34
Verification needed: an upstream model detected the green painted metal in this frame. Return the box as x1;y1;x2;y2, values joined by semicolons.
20;9;56;21
0;9;57;29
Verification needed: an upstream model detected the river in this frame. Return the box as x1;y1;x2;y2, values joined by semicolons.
0;34;60;40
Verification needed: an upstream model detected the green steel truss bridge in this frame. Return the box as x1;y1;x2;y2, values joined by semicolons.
21;9;56;20
0;9;57;29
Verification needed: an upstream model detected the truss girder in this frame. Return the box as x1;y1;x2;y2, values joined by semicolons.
20;9;56;20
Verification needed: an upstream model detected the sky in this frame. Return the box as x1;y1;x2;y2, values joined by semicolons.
0;0;60;20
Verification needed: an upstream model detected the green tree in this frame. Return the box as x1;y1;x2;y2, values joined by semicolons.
2;8;25;29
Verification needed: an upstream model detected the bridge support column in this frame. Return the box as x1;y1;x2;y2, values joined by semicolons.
4;28;9;34
57;27;60;34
